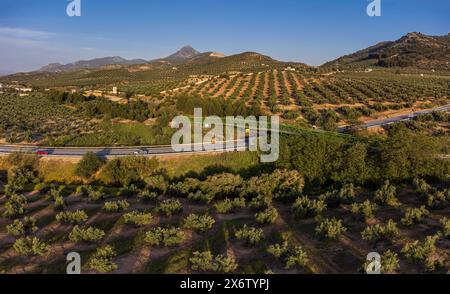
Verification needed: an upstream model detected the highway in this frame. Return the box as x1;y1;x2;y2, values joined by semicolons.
338;104;450;132
0;104;448;158
0;139;251;158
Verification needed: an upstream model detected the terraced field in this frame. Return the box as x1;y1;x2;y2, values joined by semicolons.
156;70;449;128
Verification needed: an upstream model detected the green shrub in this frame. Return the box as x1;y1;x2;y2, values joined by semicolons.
144;174;168;194
189;251;216;272
426;191;448;209
6;217;38;237
103;200;130;212
56;210;88;224
292;196;326;219
267;241;308;269
13;237;49;256
98;156;159;186
76;185;105;202
88;187;106;202
241;170;304;203
374;180;398;206
144;227;186;247
401;206;429;226
285;246;309;269
381;250;400;274
361;220;399;243
189;251;237;273
401;235;441;272
123;211;153;227
75;185;90;197
267;241;289;259
138;189;159;202
183;214;215;232
413;178;431;195
6;158;38;193
235;225;263;246
201;173;243;200
215;254;238;273
315;218;347;240
87;246;118;273
143;228;163;246
69;226;105;243
117;184;139;198
241;175;275;200
3;194;27;218
214;198;246;214
351;200;377;221
270;169;304;202
168;178;201;197
156;199;183;216
46;187;62;201
255;207;279;224
319;184;356;207
54;195;66;211
249;194;272;210
440;217;450;237
75;152;104;179
188;190;215;204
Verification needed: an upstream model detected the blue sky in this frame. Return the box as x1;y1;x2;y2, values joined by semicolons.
0;0;448;72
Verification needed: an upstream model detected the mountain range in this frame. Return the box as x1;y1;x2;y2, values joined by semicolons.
7;32;450;76
324;32;450;70
37;46;224;73
38;56;148;73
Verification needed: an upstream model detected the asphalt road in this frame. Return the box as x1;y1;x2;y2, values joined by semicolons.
0;104;448;158
338;104;450;132
0;139;251;158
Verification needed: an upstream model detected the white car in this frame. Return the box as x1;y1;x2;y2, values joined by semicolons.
133;149;149;155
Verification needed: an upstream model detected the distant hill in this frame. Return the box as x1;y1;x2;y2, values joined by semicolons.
0;49;308;89
0;70;15;77
149;45;227;64
159;45;201;63
38;56;148;72
323;32;450;70
36;46;219;72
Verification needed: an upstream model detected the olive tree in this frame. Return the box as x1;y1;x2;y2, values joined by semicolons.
361;220;399;243
123;211;153;227
235;225;263;246
315;218;347;240
87;246;118;273
6;217;38;237
183;214;215;233
69;226;105;243
374;180;398;206
13;237;49;256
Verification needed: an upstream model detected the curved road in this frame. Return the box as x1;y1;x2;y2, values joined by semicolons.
338;104;450;132
0;139;252;158
0;105;448;158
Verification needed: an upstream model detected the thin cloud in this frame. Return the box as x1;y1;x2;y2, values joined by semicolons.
0;27;110;72
0;27;56;39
